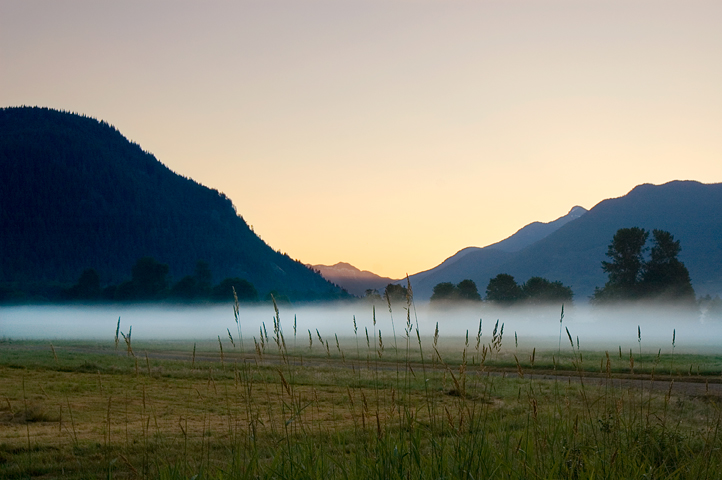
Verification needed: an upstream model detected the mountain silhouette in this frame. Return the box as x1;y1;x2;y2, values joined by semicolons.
309;262;398;297
405;206;587;297
315;206;587;298
406;181;722;301
0;107;346;301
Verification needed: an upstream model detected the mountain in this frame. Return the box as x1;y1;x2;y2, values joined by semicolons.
406;181;722;301
310;262;398;297
315;206;588;298
406;206;588;297
487;206;587;253
0;106;346;301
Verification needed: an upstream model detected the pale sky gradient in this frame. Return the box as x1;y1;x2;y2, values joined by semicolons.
2;1;721;278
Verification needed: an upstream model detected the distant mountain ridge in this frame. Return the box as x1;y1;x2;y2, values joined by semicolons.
314;206;587;296
310;262;397;297
488;206;587;253
0;107;346;301
407;181;722;301
407;205;588;287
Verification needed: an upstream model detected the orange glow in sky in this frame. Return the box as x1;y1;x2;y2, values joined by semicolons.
2;1;721;278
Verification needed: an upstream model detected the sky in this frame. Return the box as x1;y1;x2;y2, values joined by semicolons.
2;0;721;279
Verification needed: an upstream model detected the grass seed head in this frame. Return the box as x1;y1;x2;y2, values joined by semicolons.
566;327;573;349
114;317;120;350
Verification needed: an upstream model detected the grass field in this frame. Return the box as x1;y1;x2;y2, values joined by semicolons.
3;307;722;479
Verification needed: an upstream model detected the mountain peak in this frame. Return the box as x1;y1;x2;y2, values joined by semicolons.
568;206;587;217
488;205;587;253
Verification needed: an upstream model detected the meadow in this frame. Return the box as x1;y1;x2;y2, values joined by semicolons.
2;301;722;479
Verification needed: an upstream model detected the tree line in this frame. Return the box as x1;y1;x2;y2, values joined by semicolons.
418;227;705;307
428;276;573;306
62;257;262;303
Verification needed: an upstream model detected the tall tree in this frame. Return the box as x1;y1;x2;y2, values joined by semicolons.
430;279;481;303
486;274;524;305
640;230;695;302
457;279;482;301
212;277;258;302
595;227;649;301
170;260;214;301
594;227;696;303
116;257;170;300
521;277;573;305
63;268;102;300
384;284;408;306
430;282;458;302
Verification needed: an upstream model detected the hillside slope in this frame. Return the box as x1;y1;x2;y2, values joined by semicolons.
407;181;722;301
0;107;345;301
406;206;588;298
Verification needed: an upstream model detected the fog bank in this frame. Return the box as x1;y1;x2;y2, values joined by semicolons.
1;302;719;353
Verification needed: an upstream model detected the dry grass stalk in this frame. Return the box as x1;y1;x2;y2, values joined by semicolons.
490;320;504;356
114;317;120;350
277;369;291;396
121;326;133;357
475;319;482;362
218;335;225;368
514;355;524;379
232;286;243;350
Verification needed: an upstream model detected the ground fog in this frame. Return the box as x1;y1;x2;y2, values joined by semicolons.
1;301;718;354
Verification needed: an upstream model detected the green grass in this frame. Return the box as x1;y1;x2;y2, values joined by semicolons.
2;323;722;479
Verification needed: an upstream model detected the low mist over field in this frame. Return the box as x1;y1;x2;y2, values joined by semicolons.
1;302;718;353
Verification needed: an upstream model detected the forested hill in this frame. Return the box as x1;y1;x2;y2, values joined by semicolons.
0;106;346;302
